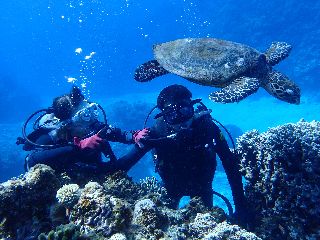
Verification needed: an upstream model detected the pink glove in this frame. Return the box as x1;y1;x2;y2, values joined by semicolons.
133;128;149;148
74;133;103;150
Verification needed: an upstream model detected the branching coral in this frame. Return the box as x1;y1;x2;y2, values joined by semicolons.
139;176;170;206
139;177;167;196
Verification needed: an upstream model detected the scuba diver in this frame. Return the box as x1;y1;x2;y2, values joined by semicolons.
17;86;140;176
111;84;250;227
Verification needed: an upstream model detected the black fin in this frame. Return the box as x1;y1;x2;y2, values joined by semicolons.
134;60;169;82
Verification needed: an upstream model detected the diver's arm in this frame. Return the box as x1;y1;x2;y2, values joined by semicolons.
212;123;247;214
98;125;134;144
26;145;79;169
21;128;53;151
103;125;157;172
111;144;151;172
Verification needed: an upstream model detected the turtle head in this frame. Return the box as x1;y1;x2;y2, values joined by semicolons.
277;82;300;104
263;71;300;104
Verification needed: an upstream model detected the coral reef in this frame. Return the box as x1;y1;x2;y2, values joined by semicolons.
203;221;261;240
139;176;167;196
103;171;142;203
188;213;261;240
56;184;81;208
237;119;320;239
38;223;94;240
139;176;171;206
189;212;218;238
69;180;134;238
0;165;260;239
109;233;127;240
59;173;256;239
0;164;61;239
70;182;114;236
132;198;165;232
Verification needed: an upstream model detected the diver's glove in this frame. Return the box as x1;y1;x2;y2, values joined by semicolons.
133;128;150;148
73;133;103;150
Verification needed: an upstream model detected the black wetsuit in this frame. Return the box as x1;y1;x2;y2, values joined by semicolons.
115;112;246;212
25;123;134;174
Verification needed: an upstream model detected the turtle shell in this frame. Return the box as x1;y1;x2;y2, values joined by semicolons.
153;38;262;87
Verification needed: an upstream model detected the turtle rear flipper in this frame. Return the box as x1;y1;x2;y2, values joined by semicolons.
262;70;300;104
209;77;260;103
265;42;292;66
134;60;169;82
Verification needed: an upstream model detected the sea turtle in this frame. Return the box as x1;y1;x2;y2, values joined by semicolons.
134;38;300;104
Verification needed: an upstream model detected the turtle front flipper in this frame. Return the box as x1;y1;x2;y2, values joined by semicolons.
209;77;260;103
134;60;169;82
265;42;292;66
262;70;300;104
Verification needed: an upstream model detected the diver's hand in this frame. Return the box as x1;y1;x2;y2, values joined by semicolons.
133;128;150;148
74;133;103;150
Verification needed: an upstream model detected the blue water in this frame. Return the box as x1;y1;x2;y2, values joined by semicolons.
0;0;319;209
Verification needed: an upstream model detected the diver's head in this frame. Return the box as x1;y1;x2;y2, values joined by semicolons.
69;85;85;107
156;84;194;125
52;95;73;120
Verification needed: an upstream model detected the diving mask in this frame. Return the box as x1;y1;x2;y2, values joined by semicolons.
158;102;194;125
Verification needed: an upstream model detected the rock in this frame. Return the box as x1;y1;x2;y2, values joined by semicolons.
0;164;60;239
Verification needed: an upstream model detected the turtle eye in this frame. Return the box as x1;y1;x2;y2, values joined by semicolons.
285;89;293;95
